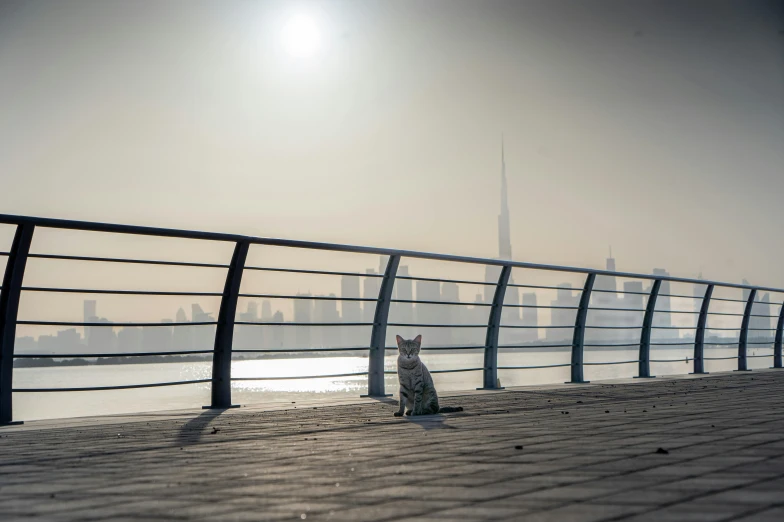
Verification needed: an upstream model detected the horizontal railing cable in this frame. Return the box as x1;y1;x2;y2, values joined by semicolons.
234;347;369;353
500;324;573;329
13;379;212;392
498;343;574;349
501;304;578;309
387;323;487;328
383;368;483;374
232;372;367;381
27;252;229;269
17;320;217;327
589;307;646;312
590;288;647;295
243;266;383;278
390;299;491;306
706;327;742;330
384;345;486;351
14;350;213;358
498;363;572;370
22;287;221;297
395;275;494;286
238;293;375;302
584;343;640;348
649;342;697;346
235;321;372;327
583;360;639;365
508;283;586;292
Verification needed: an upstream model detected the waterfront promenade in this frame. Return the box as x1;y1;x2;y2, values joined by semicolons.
2;370;784;522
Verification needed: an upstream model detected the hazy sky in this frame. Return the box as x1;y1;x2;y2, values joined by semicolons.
1;0;783;289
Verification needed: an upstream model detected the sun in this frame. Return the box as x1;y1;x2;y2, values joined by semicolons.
281;12;322;59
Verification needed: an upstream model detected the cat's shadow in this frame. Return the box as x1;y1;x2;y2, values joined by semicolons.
401;414;458;430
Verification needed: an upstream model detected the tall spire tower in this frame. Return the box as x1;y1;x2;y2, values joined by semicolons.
498;137;512;260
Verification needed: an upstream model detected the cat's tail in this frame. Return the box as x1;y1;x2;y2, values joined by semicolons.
437;406;464;413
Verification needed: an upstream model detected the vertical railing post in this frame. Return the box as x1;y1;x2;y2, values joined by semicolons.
480;265;511;390
366;255;400;397
637;279;661;379
737;288;756;371
207;240;249;409
692;284;713;375
772;299;784;369
0;224;35;425
569;273;595;384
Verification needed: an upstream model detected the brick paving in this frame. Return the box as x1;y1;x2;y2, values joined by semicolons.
2;370;784;521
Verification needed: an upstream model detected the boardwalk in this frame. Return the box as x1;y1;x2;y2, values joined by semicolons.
2;371;784;522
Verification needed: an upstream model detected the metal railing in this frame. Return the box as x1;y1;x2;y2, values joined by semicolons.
0;213;783;424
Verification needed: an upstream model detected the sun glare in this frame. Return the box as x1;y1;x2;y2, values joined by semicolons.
281;11;322;59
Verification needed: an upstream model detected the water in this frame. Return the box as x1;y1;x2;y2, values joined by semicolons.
12;346;774;421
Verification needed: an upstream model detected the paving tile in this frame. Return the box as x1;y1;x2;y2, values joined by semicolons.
1;371;784;522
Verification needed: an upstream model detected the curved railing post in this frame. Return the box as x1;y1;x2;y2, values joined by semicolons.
637;279;661;379
480;265;511;390
772;299;784;369
692;284;713;375
366;255;400;397
737;288;756;372
569;273;595;384
0;224;35;425
207;240;249;409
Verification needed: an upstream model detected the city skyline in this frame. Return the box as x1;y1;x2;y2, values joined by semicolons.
14;145;777;355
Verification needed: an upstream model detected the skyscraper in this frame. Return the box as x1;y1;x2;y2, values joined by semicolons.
362;270;381;324
190;304;216;351
485;137;516;303
593;248;618;303
293;294;313;348
395;265;414;327
547;284;579;342
172;307;192;352
341;274;361;323
591;251;621;343
521;292;538;342
441;282;460;346
84;299;97;345
261;300;272;321
415;280;442;344
314;294;340;347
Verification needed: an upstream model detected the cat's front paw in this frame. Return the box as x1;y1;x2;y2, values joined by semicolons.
393;411;403;417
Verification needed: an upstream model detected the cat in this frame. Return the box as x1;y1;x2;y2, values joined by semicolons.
394;334;464;417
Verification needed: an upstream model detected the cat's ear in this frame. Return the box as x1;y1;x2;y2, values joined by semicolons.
396;335;404;347
413;334;422;346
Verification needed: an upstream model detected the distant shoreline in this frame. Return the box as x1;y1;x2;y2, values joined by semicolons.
13;351;363;368
11;341;754;368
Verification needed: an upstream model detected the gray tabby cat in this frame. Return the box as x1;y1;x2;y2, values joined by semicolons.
394;335;463;417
